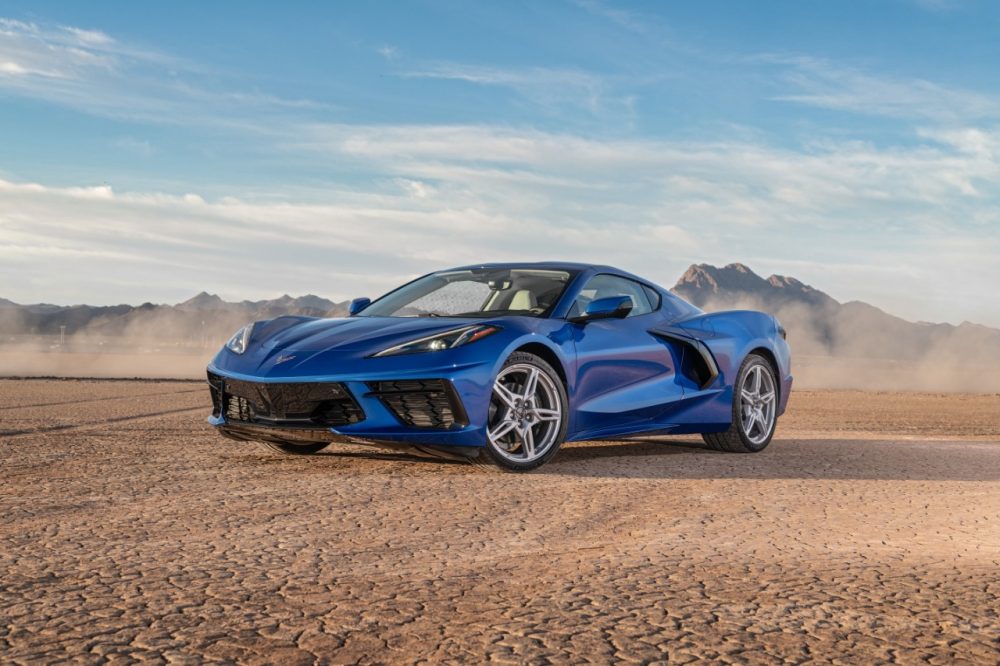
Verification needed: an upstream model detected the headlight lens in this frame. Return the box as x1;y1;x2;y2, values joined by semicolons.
372;324;500;357
225;323;255;355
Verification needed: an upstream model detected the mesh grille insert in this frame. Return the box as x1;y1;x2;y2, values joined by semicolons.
369;379;467;429
211;377;364;428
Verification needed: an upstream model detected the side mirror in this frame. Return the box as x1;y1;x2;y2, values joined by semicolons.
348;297;371;316
571;295;633;324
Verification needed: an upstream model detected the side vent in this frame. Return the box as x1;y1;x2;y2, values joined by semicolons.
649;330;720;390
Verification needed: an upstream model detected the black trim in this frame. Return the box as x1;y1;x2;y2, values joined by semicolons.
217;423;483;462
641;284;662;312
213;378;365;429
207;371;224;417
218;422;348;444
368;379;469;429
649;330;720;390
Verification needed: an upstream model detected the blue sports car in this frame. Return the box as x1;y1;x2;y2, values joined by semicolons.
207;263;792;471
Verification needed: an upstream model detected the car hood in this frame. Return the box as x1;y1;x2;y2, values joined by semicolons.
211;314;538;378
255;315;488;354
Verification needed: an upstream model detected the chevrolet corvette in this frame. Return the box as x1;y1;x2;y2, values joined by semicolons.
207;263;792;471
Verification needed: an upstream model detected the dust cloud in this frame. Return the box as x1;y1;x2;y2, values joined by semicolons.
3;298;1000;392
0;307;233;379
697;296;1000;393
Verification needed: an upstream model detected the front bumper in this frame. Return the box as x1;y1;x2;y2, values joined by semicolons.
206;362;492;448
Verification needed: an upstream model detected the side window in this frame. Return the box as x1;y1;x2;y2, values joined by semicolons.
660;291;699;320
571;274;653;319
642;285;661;311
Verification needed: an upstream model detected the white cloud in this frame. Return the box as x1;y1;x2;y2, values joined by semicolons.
1;16;998;327
0;16;320;125
2;118;999;325
59;26;113;46
377;44;399;60
114;136;155;157
768;55;1000;122
403;63;611;114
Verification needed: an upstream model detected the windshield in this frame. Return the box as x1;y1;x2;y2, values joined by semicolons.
359;268;576;318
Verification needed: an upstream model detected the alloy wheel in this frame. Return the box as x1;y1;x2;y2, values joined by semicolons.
487;363;563;463
739;363;777;445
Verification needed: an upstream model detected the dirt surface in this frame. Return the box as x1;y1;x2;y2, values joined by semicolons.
1;381;998;664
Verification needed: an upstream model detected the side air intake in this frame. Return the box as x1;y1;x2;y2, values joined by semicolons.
649;330;720;390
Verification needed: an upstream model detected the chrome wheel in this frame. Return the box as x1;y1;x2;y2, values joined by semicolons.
488;363;563;463
739;363;776;445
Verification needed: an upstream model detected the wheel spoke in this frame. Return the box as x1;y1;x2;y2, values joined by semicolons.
521;424;535;457
489;419;518;442
751;366;761;394
492;380;518;410
531;408;560;422
760;391;775;404
741;389;755;403
521;367;540;400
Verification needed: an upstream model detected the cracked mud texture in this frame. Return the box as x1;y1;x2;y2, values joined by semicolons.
1;380;999;664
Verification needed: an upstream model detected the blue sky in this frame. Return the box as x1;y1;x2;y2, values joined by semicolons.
1;1;998;326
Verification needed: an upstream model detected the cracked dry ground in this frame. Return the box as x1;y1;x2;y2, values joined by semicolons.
1;381;999;664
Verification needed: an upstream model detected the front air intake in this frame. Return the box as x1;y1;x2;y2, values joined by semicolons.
368;379;468;429
215;378;365;428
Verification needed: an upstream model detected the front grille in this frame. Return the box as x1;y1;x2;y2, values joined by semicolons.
369;379;467;429
210;375;364;428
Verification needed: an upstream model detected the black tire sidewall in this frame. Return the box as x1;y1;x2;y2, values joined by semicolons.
482;351;569;471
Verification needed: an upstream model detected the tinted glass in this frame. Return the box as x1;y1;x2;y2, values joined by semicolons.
642;284;662;311
571;274;653;319
359;268;575;317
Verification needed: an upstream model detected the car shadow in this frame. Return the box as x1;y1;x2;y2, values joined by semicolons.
547;437;1000;482
236;435;1000;482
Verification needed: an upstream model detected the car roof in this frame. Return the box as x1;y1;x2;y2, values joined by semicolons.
445;261;659;287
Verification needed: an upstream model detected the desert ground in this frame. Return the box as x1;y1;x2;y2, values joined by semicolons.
1;380;998;664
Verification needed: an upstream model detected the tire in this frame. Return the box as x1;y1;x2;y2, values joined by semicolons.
702;353;778;453
479;352;569;471
259;440;331;455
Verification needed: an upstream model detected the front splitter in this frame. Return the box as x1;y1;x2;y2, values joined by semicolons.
214;421;484;463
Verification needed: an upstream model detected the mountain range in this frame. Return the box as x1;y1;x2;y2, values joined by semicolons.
672;263;1000;366
0;292;350;346
2;265;999;369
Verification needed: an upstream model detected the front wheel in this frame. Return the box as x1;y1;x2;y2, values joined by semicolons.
702;353;778;453
481;352;568;471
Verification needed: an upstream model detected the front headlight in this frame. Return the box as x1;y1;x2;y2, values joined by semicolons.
225;323;255;355
372;324;500;357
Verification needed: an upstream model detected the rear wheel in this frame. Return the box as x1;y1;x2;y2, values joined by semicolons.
481;352;568;471
702;353;778;453
259;440;330;455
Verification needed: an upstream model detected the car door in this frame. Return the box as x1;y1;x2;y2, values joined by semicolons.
567;274;686;439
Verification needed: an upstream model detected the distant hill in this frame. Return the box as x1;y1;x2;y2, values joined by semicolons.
4;264;1000;374
0;292;350;345
673;263;838;311
672;263;1000;369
